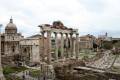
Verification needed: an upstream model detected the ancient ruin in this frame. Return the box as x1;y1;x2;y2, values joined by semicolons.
0;19;120;80
38;21;79;64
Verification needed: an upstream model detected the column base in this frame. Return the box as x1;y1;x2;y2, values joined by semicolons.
0;73;5;80
0;77;5;80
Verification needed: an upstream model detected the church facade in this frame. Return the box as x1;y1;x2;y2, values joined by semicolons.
1;18;23;56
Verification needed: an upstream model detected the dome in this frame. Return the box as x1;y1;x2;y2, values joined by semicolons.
6;23;17;30
5;18;17;30
5;18;17;34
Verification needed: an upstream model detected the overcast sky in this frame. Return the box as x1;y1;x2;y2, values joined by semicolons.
0;0;120;37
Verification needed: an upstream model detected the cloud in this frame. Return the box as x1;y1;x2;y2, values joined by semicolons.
0;0;120;37
79;0;105;13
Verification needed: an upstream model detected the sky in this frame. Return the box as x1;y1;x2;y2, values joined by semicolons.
0;0;120;37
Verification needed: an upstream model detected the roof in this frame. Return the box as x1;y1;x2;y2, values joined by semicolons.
27;34;42;39
5;18;17;30
80;34;96;38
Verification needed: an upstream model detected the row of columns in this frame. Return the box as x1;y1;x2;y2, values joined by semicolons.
41;31;79;64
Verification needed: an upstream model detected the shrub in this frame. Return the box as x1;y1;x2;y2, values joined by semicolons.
3;66;27;75
102;41;113;50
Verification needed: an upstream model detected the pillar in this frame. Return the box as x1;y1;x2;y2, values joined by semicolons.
41;31;45;62
65;33;69;58
60;33;64;59
76;33;79;59
47;31;51;64
70;33;73;57
30;46;32;62
54;32;58;60
73;37;76;58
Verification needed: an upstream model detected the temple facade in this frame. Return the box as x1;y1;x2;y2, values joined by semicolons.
38;21;79;64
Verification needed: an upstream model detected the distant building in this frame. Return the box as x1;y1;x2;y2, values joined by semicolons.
98;32;112;41
20;35;40;63
20;34;66;63
112;38;120;41
79;34;97;49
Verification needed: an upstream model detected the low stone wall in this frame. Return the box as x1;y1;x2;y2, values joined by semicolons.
1;55;15;67
54;59;85;80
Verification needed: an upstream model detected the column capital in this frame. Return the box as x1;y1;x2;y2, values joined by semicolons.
76;33;79;35
54;32;58;35
65;33;68;36
60;32;63;36
70;33;73;36
41;31;45;36
47;30;51;33
41;31;45;33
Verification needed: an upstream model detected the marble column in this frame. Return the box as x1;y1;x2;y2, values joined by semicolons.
47;31;51;64
65;33;69;58
54;32;58;60
70;33;73;57
76;33;79;59
60;33;64;59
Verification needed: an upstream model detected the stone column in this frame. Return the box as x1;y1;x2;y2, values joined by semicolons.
65;33;69;58
75;33;79;59
41;31;45;62
47;31;51;64
70;33;73;57
60;33;64;59
73;37;76;58
30;46;32;62
54;32;58;60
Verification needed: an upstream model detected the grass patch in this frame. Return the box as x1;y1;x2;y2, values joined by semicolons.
5;75;22;80
79;52;96;59
29;69;41;78
3;66;28;75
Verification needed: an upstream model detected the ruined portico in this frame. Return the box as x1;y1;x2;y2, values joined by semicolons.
38;21;79;64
